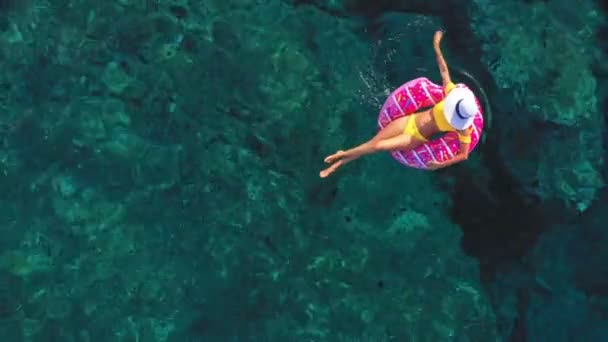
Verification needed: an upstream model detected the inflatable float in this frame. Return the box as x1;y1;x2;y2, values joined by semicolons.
377;77;484;170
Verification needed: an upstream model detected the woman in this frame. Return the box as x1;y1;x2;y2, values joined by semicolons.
320;30;478;178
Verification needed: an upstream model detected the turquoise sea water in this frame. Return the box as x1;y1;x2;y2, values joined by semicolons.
0;1;607;341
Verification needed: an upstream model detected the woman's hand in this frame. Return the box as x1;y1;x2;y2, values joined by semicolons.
433;30;444;47
427;160;444;170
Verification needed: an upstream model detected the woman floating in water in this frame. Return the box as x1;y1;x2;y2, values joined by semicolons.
320;30;484;178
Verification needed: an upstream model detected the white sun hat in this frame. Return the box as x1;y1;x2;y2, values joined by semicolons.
443;87;478;130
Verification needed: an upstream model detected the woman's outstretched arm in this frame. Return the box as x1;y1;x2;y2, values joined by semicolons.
433;30;452;88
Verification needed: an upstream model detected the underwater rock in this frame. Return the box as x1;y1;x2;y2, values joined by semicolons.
469;0;605;212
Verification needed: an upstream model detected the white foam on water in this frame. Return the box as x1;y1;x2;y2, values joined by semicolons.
353;17;432;109
354;38;396;109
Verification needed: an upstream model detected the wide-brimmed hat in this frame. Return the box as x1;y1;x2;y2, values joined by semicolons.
443;87;477;130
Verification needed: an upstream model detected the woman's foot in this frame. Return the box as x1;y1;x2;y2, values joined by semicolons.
324;150;346;164
319;155;356;178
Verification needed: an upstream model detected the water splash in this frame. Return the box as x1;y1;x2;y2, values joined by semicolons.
354;37;398;109
353;16;434;109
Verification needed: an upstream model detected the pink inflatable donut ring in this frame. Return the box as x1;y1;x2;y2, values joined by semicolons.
377;77;484;170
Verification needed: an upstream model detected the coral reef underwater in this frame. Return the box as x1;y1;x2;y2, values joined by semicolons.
0;0;606;341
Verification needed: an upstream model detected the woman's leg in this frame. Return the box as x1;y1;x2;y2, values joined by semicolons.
324;116;409;164
340;131;420;160
374;132;422;152
320;118;422;178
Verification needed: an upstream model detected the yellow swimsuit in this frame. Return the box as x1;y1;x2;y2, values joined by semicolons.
404;82;472;143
